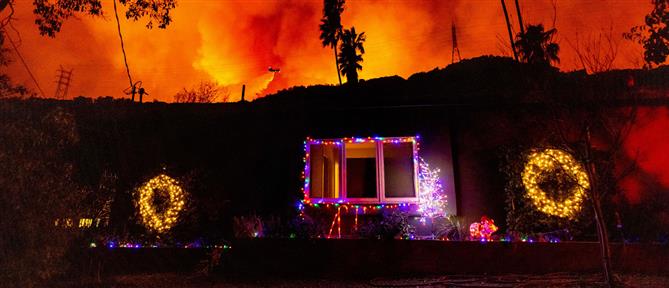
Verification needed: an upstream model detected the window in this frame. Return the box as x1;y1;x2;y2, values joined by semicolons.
345;142;377;200
305;137;418;204
309;144;341;199
383;142;416;200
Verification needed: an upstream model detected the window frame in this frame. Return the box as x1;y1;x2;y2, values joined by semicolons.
379;141;420;203
304;136;419;205
307;143;342;201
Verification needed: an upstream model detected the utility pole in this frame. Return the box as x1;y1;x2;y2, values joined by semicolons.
54;65;73;99
501;0;519;61
241;84;246;102
515;0;525;35
451;22;462;64
138;87;147;104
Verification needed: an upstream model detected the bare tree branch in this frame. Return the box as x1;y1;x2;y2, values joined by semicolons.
567;26;619;74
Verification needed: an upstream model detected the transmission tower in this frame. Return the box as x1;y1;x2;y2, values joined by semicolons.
451;22;462;64
54;65;73;99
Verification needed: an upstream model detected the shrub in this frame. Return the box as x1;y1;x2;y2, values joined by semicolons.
232;214;263;238
0;102;89;286
359;210;414;240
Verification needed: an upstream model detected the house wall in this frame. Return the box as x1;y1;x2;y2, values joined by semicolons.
303;105;458;216
64;101;516;235
12;98;667;239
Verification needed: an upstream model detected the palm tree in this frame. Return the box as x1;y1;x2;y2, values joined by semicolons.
514;24;560;66
319;0;345;85
338;27;365;84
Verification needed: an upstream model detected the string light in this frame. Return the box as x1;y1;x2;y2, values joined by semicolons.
469;216;498;241
328;208;339;238
301;136;419;206
337;206;342;239
302;202;414;211
417;157;447;218
521;149;590;218
354;205;359;231
135;174;187;233
300;136;449;233
78;218;93;228
54;217;103;229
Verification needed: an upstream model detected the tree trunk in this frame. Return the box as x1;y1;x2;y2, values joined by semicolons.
592;190;613;287
500;0;519;61
514;0;525;35
334;46;342;85
350;70;358;84
586;127;614;288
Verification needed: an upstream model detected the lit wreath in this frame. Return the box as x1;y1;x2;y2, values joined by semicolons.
521;149;590;218
135;174;186;233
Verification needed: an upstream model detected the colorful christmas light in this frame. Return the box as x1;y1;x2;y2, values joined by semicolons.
469;216;498;241
299;136;449;230
521;148;590;218
417;157;447;218
301;136;419;207
135;174;186;233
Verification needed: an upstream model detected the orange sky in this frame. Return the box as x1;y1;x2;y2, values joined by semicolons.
3;0;652;102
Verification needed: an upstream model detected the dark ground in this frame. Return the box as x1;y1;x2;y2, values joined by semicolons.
54;273;669;288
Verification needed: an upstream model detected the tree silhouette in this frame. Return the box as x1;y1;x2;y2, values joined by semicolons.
0;104;89;285
319;0;345;86
33;0;176;37
174;81;229;103
337;27;365;85
514;24;560;66
624;0;669;67
568;27;619;74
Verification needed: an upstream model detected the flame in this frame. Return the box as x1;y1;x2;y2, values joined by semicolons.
621;107;669;203
4;0;669;205
4;0;654;101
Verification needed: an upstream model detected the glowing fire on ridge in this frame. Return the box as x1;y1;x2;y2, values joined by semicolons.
4;0;653;101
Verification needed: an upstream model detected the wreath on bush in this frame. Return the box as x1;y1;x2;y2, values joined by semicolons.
135;174;186;233
501;147;594;238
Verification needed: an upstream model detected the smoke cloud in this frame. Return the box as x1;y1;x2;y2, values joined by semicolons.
4;0;652;101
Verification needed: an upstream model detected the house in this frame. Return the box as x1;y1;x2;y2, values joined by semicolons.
12;57;669;241
300;134;458;238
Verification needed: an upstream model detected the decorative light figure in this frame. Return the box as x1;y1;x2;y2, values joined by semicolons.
135;174;187;233
469;216;498;241
521;149;590;218
417;157;447;218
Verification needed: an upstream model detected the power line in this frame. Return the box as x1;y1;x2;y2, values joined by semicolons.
113;0;135;101
4;30;45;97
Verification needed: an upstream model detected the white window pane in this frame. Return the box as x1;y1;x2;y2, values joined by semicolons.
309;144;341;198
346;142;377;198
383;142;416;198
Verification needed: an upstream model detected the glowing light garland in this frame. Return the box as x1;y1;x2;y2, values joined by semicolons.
299;136;448;221
521;149;590;218
417;157;447;218
54;217;104;229
301;136;419;207
135;174;186;233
